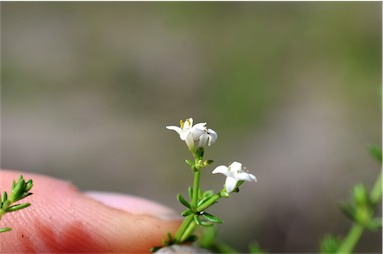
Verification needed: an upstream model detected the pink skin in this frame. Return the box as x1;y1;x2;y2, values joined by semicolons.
0;170;181;253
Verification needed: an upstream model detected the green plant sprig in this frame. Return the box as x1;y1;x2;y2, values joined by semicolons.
0;175;33;233
320;145;382;254
173;147;227;245
152;118;257;252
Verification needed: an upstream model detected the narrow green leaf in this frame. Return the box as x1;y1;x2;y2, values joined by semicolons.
20;192;33;200
2;191;8;203
181;209;193;217
200;220;214;227
25;180;33;192
177;193;191;208
194;215;202;226
197;195;212;207
185;159;194;167
202;190;214;198
340;202;356;222
10;177;25;202
6;203;31;213
0;227;12;233
202;212;223;224
368;145;382;164
1;200;11;211
188;187;193;200
203;160;214;166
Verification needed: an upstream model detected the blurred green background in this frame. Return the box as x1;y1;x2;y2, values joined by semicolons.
1;2;381;253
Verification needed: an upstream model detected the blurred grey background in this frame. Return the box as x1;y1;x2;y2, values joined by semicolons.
1;2;381;253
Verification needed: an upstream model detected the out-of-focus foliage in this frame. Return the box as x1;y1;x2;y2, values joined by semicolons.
1;2;381;253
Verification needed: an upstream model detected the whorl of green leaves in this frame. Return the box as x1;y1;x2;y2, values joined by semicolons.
0;175;33;233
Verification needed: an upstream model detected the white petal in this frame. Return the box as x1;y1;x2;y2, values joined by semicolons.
237;172;257;182
193;122;207;129
198;133;209;147
185;133;195;150
166;126;183;135
184;118;193;129
225;177;238;193
212;165;229;176
230;161;243;172
207;129;217;146
191;128;205;140
179;131;190;140
166;125;180;131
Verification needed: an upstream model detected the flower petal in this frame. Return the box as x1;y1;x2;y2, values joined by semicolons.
193;122;207;129
212;165;229;176
198;133;209;147
166;126;183;135
185;133;195;150
225;177;238;193
237;172;257;182
183;118;193;129
230;161;243;171
191;128;205;141
207;129;217;146
180;131;190;140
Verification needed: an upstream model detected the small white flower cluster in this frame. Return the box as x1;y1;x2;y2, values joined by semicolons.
167;118;257;193
166;118;217;152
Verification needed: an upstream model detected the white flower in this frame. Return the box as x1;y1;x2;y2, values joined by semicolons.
198;128;218;148
212;161;257;193
166;118;217;151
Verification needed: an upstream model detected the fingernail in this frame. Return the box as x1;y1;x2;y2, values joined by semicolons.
84;191;180;221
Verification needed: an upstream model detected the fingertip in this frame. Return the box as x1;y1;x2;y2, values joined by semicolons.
84;191;181;221
0;170;181;253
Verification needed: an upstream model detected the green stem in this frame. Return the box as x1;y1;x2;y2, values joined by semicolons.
337;224;364;253
174;214;194;243
192;171;201;208
179;220;197;243
197;191;223;212
174;149;208;245
174;168;201;243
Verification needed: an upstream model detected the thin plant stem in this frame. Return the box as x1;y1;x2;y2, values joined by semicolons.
179;221;197;243
197;191;223;212
192;171;201;208
337;224;364;253
174;214;194;243
175;163;202;243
